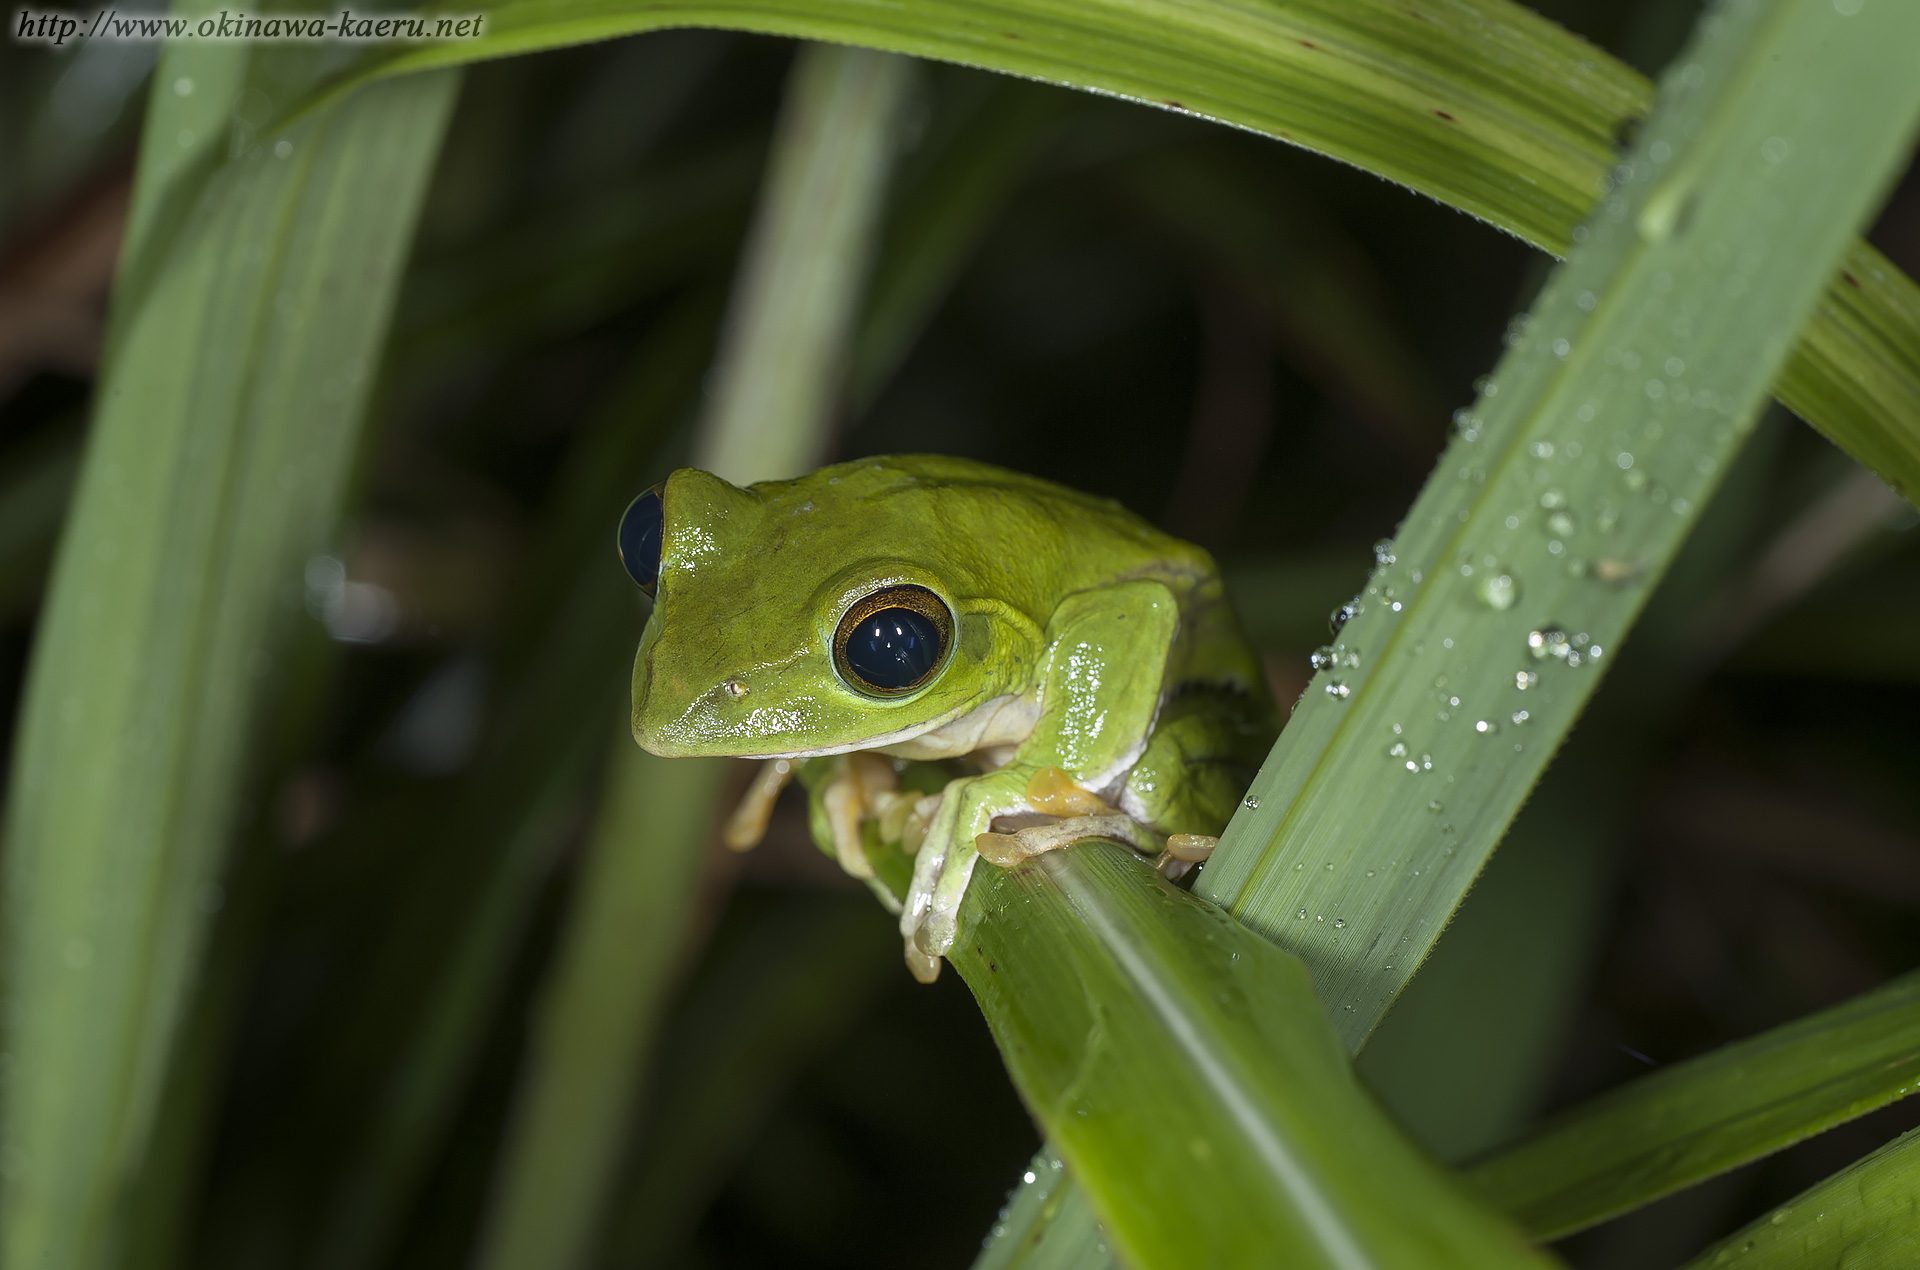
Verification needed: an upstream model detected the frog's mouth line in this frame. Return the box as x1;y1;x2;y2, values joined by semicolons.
706;690;1042;764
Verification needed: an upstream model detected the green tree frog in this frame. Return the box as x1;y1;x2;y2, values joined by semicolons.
621;455;1276;980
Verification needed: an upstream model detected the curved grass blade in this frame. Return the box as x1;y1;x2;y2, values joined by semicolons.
0;64;459;1270
1354;422;1793;1165
1196;0;1920;1044
303;0;1920;505
952;841;1556;1270
1675;1128;1920;1270
1467;969;1920;1242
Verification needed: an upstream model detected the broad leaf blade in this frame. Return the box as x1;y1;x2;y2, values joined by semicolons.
953;843;1555;1270
0;67;458;1269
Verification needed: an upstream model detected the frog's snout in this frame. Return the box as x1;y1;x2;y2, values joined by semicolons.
630;663;759;757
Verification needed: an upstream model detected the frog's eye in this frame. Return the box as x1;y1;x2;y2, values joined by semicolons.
617;484;665;595
834;585;953;696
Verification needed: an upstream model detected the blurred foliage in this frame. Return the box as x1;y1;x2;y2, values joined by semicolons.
2;1;1920;1267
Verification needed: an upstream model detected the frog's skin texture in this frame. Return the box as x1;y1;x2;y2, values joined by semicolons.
630;455;1277;978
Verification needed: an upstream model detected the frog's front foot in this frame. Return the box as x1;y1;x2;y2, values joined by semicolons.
900;766;1181;981
899;767;1040;982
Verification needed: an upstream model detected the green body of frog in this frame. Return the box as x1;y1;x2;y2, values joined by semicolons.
627;454;1277;978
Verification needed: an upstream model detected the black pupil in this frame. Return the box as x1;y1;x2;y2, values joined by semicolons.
618;490;663;591
845;607;943;691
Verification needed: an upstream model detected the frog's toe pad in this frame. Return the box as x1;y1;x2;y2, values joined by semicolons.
1153;833;1218;881
902;936;941;983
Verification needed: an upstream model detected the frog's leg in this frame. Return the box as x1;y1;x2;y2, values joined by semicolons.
902;579;1179;974
1118;683;1280;838
720;758;796;851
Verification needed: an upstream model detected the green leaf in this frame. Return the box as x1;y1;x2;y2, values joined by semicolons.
1354;423;1795;1165
1467;968;1920;1242
1195;0;1920;1048
972;1149;1108;1270
952;842;1555;1270
987;0;1920;1255
310;0;1920;506
0;62;459;1270
1676;1128;1920;1270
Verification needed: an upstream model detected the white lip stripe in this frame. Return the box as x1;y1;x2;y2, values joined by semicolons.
724;692;1039;761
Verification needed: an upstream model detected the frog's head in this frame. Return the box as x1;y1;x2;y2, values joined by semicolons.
623;461;1037;759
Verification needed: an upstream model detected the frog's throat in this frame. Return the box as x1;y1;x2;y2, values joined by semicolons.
735;691;1042;763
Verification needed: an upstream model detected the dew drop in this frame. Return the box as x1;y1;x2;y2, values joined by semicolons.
1326;680;1351;699
1242;795;1260;810
1475;719;1498;734
1298;908;1308;919
1475;568;1520;611
1511;709;1531;725
1427;800;1443;813
1528;625;1572;661
1333;918;1346;929
1389;742;1407;758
